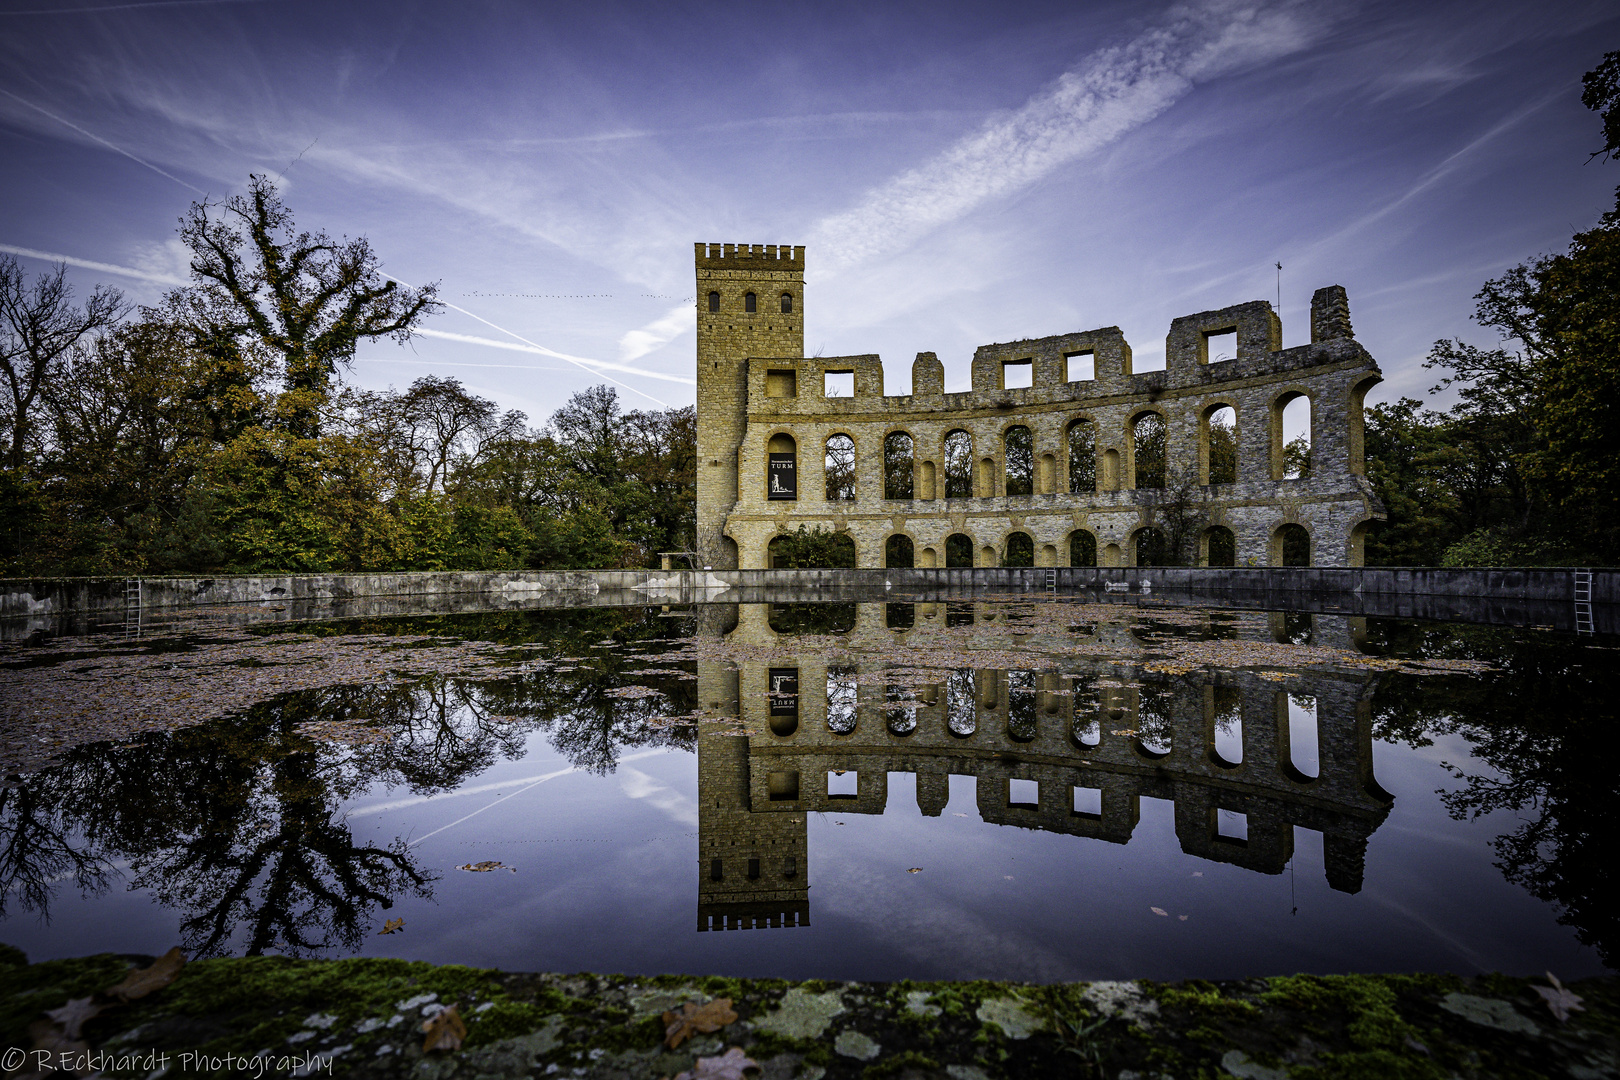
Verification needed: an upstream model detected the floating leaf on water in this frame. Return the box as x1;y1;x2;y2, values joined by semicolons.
379;917;405;935
458;861;516;873
662;998;738;1049
106;946;185;1002
1150;907;1169;917
1178;915;1189;921
421;1003;466;1051
906;867;924;874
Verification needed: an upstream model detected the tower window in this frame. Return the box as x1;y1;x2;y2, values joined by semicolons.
781;293;793;314
708;291;720;313
745;292;757;313
709;859;723;881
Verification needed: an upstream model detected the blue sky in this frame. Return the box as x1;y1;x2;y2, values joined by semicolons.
1;0;1617;422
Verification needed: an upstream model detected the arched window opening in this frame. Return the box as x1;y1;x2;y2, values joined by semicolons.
1069;530;1097;567
825;434;856;500
1133;526;1168;567
768;528;855;569
1131;412;1167;489
1209;685;1242;767
769;602;856;634
946;670;976;736
1004;532;1034;567
744;291;757;313
885;533;914;568
707;291;720;313
767;432;797;501
1206;406;1237;485
1272;611;1314;645
1204;526;1236;567
827;666;857;734
1067;419;1097;492
1007;671;1037;742
1136;685;1173;757
885;602;915;629
942;431;973;498
780;292;793;314
1273;393;1312;479
1282;693;1319;781
884;431;914;499
1274;523;1310;566
885;683;917;735
1071;678;1101;748
945;533;974;568
1004;426;1033;496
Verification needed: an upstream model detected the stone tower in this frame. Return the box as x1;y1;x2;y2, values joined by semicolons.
694;243;805;568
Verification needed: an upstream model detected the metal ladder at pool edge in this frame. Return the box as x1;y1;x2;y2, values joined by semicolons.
1574;568;1594;635
123;577;141;638
1045;568;1057;596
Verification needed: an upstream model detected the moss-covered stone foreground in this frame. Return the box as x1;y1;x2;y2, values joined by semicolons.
2;944;1616;1079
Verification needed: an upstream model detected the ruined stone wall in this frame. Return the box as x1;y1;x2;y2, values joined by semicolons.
695;242;1386;570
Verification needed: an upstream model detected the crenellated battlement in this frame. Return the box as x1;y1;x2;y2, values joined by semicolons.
695;242;805;270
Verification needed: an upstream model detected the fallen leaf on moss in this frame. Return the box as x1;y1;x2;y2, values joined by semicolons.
674;1046;759;1080
1534;972;1585;1023
44;997;104;1039
422;1003;466;1051
106;947;185;1002
379;917;404;935
662;998;738;1049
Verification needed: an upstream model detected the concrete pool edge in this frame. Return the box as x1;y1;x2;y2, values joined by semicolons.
3;946;1615;1078
2;566;1617;636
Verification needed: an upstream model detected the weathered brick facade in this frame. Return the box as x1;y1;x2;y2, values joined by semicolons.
694;242;1386;570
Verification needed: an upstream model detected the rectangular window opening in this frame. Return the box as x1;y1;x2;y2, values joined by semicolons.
1215;808;1249;843
1009;777;1039;808
1066;350;1096;381
784;856;797;878
1205;329;1237;364
747;857;761;880
767;770;800;802
1072;785;1102;818
765;369;797;398
827;769;858;798
709;858;723;882
1002;359;1033;389
824;370;854;398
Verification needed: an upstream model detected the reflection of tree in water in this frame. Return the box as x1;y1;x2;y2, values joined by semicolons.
1368;620;1620;966
1007;671;1037;742
946;670;976;736
1136;684;1174;755
0;605;698;954
827;667;858;734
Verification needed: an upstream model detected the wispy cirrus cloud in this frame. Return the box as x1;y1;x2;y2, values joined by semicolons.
810;0;1333;274
618;303;691;363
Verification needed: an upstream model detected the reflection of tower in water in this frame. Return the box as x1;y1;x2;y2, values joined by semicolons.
694;602;1394;931
695;606;810;931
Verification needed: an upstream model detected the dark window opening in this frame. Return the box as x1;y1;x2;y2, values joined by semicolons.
781;293;793;314
784;856;797;878
709;859;723;882
708;291;720;313
745;292;757;313
747;857;761;880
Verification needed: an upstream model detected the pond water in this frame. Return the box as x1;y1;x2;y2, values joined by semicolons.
0;597;1614;984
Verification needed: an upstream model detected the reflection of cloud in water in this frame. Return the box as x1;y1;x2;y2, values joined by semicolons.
619;767;698;827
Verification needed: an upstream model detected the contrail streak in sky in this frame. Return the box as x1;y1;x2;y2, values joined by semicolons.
0;242;187;284
0;87;207;194
383;273;670;407
414;328;694;384
0;0;265;15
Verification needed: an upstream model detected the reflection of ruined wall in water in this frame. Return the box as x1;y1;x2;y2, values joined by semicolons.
695;603;1391;924
695;642;810;931
695;243;1385;571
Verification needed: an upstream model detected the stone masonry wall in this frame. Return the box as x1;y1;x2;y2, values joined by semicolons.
695;242;1386;571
